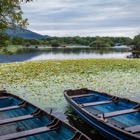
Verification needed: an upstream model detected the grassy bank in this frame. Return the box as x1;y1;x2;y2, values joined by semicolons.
0;45;22;54
0;59;140;111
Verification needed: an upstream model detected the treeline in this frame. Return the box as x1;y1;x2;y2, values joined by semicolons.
129;34;140;51
47;36;132;47
8;36;132;47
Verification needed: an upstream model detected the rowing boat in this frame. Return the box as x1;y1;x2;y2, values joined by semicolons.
0;90;91;140
64;88;140;140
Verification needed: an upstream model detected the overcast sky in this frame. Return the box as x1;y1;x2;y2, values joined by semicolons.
22;0;140;38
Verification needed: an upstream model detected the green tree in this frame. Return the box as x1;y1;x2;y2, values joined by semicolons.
90;38;114;47
131;34;140;50
0;0;32;47
51;40;60;47
26;39;40;45
12;37;25;45
0;32;10;47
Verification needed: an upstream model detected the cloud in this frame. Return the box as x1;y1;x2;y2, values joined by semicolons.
21;0;140;37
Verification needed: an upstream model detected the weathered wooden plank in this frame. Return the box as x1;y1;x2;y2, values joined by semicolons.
0;112;18;136
99;109;140;118
125;125;140;134
82;100;114;107
70;94;95;99
0;105;22;112
0;126;59;140
0;115;34;125
0;111;29;140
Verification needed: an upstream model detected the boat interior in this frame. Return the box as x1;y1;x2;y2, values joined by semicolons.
70;90;140;137
0;93;82;140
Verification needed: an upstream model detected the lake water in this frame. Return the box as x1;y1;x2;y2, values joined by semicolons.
0;46;131;63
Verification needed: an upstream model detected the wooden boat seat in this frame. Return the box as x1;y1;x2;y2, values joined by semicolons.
98;108;140;118
81;97;119;107
0;109;42;125
0;114;35;125
0;118;60;140
0;101;27;112
125;125;140;134
70;94;95;99
0;125;59;140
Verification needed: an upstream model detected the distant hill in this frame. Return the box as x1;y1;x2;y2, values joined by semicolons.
6;28;50;39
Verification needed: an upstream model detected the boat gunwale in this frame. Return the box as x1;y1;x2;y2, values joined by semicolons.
64;88;140;140
0;90;91;140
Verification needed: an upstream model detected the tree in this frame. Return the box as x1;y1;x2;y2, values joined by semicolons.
0;0;32;47
131;34;140;50
89;38;114;47
26;39;40;45
12;37;25;45
0;32;10;47
51;40;60;47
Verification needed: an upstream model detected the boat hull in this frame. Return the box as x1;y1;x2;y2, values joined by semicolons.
0;90;91;140
64;89;140;140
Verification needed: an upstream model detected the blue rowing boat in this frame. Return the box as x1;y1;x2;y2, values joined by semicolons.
64;88;140;140
0;90;91;140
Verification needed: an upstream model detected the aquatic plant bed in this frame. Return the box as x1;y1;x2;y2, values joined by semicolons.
0;59;140;112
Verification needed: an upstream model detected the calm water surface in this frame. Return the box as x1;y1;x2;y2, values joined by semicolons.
0;46;131;63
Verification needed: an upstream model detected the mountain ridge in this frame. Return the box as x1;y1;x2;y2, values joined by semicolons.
6;28;50;39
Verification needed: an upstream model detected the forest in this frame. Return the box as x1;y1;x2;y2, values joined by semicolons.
7;36;132;47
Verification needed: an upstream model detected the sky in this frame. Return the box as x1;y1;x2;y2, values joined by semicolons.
22;0;140;38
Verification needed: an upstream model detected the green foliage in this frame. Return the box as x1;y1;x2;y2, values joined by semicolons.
26;39;40;45
9;36;131;47
0;0;32;47
89;38;114;47
25;42;30;47
51;40;60;47
12;37;25;45
0;59;140;110
131;34;140;50
0;32;10;47
45;36;131;47
10;38;41;46
109;37;132;45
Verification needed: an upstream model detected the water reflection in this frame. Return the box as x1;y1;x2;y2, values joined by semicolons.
16;47;129;55
0;46;131;63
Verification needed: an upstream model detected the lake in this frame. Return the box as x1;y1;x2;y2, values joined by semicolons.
0;46;131;63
